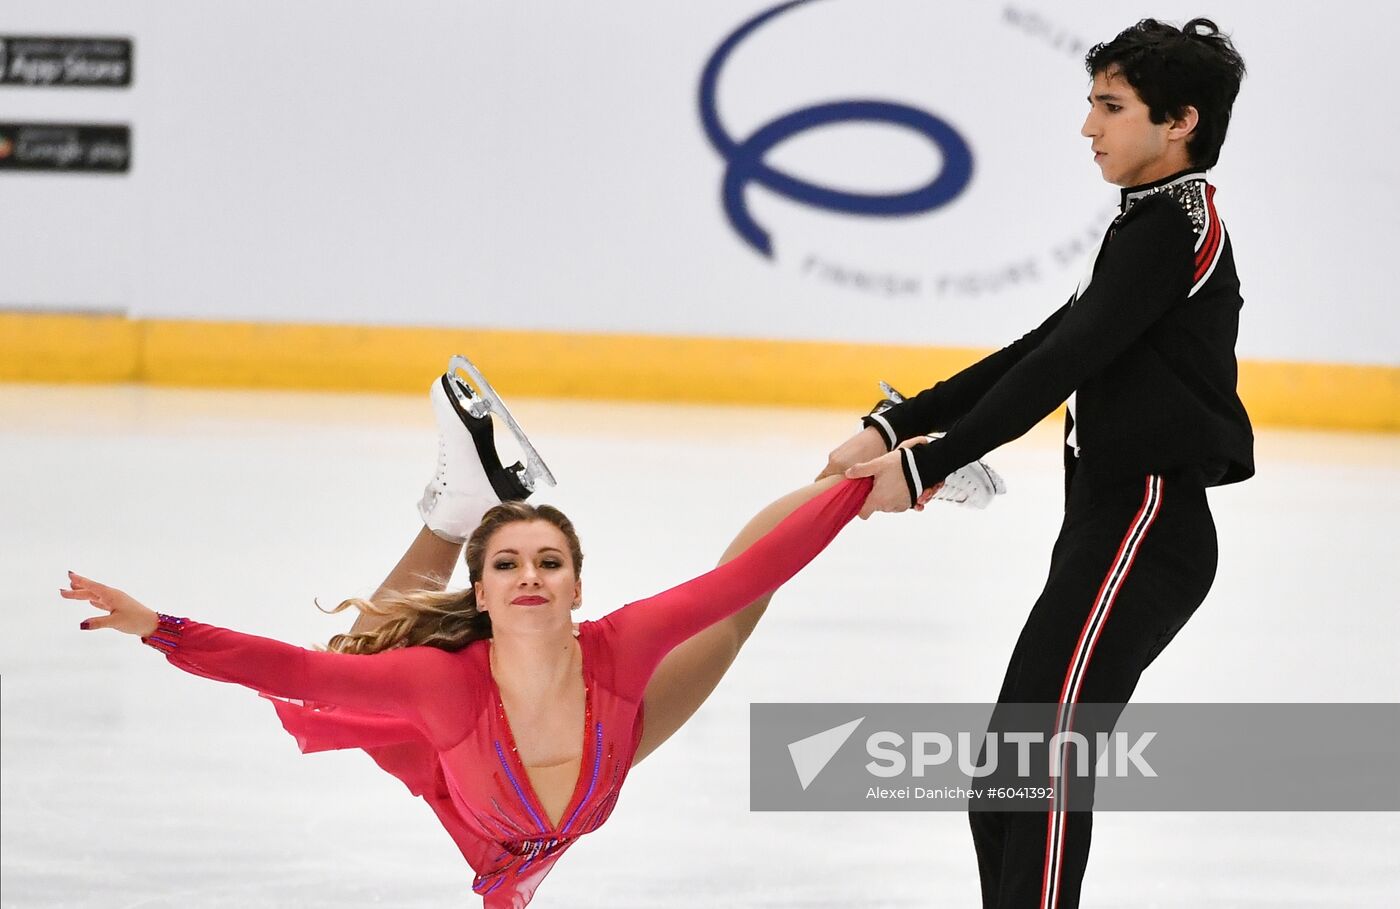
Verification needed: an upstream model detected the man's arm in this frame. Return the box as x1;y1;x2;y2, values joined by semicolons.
863;299;1073;450
867;195;1196;509
819;296;1072;482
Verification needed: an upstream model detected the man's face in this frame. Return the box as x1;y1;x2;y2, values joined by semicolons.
1080;67;1186;187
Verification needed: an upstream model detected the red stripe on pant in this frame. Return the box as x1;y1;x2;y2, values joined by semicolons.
1039;475;1163;909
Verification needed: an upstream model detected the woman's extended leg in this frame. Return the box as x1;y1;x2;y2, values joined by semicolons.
633;476;843;763
351;362;545;635
349;527;462;635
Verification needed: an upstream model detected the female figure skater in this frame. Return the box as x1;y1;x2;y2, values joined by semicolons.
60;358;999;908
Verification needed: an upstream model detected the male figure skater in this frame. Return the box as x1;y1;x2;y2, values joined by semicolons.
820;18;1252;908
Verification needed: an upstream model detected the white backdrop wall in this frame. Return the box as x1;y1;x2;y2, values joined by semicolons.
2;1;1396;365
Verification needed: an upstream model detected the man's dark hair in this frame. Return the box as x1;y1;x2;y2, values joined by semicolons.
1085;18;1246;169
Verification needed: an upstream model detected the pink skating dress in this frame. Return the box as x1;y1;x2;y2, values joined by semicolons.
143;478;870;907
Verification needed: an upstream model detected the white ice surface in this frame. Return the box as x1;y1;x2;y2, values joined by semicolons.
2;385;1397;907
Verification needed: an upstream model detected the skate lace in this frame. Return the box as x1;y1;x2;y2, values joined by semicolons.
431;436;448;503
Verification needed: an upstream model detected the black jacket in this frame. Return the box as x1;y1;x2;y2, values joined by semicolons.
864;170;1255;501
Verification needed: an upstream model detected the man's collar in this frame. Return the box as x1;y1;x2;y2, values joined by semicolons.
1120;169;1209;212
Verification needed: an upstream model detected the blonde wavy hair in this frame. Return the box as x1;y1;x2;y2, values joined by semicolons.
323;501;584;655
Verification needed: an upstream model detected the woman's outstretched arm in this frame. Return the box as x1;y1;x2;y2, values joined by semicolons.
60;572;468;748
598;476;869;715
631;476;849;762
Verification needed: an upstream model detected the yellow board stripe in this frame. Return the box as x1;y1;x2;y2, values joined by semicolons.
2;311;1395;431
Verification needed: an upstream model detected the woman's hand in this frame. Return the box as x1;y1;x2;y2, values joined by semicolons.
816;426;889;481
59;572;159;637
843;436;945;518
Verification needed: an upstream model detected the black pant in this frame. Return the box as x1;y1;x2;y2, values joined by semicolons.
970;466;1217;908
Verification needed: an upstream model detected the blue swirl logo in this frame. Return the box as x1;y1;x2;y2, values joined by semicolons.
699;0;975;257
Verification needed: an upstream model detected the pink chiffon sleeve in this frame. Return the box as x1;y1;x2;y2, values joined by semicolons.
594;477;870;698
143;617;472;750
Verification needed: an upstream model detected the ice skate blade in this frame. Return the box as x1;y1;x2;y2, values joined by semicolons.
446;355;557;490
441;368;491;420
878;380;906;405
868;380;907;418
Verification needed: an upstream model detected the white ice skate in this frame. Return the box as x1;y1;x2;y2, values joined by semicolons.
417;356;557;543
925;449;1006;509
871;380;1007;510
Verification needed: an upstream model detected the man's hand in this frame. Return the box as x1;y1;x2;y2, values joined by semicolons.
817;426;888;481
845;449;918;519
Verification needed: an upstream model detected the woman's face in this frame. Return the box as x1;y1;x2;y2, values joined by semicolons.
474;520;580;633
